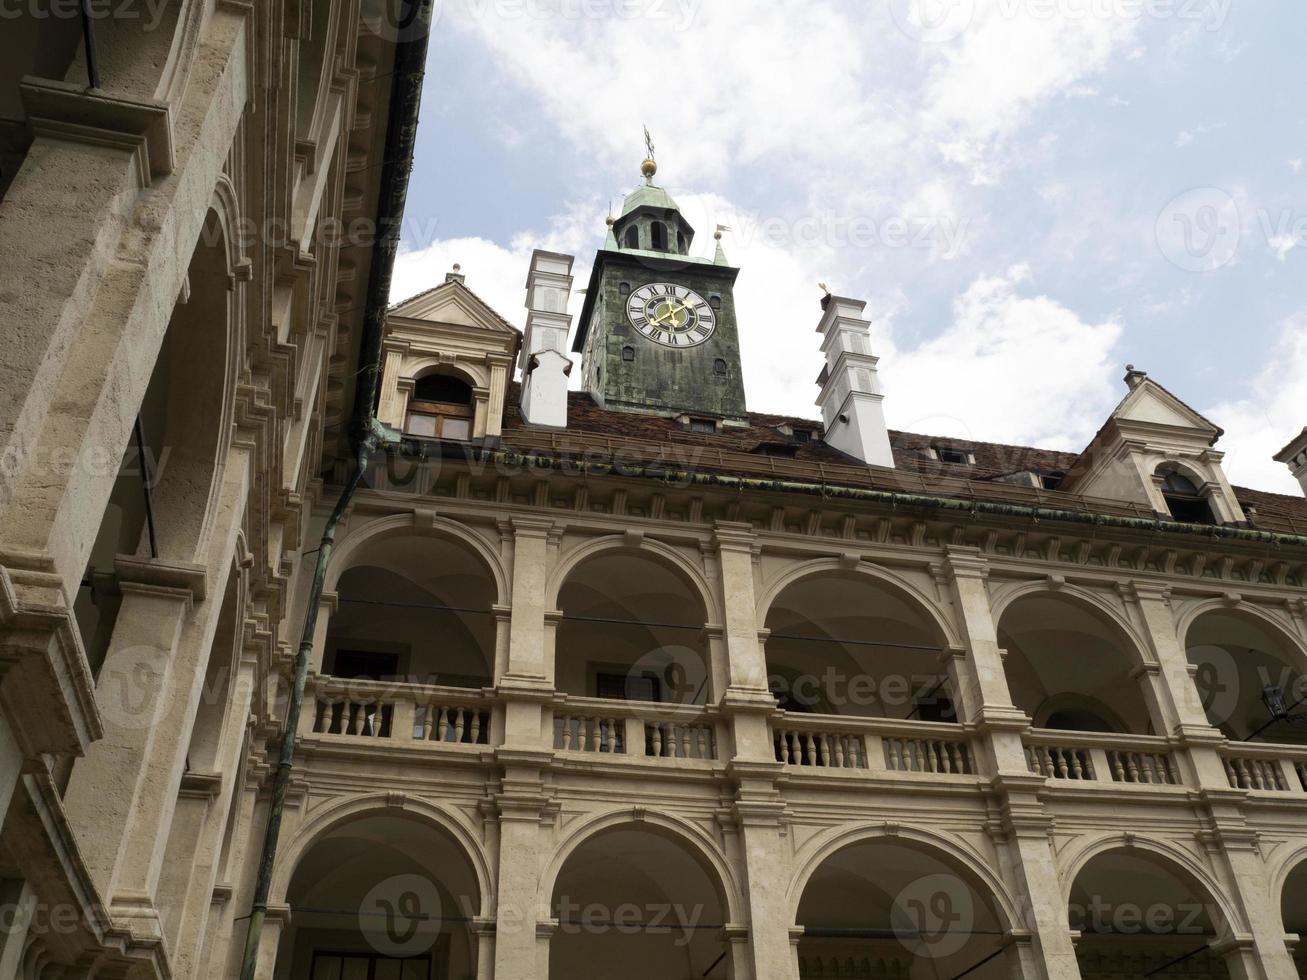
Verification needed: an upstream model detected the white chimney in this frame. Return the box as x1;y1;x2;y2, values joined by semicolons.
519;249;575;427
1274;428;1307;496
814;294;894;468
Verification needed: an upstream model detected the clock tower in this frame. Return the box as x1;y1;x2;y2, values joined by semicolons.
572;155;748;423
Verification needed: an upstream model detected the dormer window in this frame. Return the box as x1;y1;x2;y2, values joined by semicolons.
685;417;716;434
406;372;473;440
935;446;971;466
1157;467;1216;525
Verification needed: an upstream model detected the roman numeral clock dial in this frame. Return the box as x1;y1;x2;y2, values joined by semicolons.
626;283;717;347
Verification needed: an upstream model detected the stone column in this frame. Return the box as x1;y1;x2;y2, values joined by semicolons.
491;802;548;980
61;556;211;940
731;802;795;980
943;548;1080;980
712;523;775;762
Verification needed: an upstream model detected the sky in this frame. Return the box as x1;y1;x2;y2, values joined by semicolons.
388;0;1307;495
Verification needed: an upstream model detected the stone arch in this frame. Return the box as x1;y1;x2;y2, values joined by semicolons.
991;580;1151;661
294;0;342;140
406;356;490;391
756;557;960;648
271;794;494;912
326;512;508;603
539;807;744;925
1176;598;1307;666
1179;599;1307;743
786;823;1021;929
994;583;1156;734
757;558;958;720
1057;833;1242;937
547;535;721;625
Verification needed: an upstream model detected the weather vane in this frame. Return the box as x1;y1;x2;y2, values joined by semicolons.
640;126;658;184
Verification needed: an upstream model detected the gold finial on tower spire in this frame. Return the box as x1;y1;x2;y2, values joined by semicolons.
640;125;657;184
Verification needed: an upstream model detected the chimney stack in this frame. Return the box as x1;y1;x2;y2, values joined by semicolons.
814;294;894;468
1274;428;1307;496
519;250;575;427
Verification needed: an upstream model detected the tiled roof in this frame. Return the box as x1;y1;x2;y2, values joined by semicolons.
496;387;1307;535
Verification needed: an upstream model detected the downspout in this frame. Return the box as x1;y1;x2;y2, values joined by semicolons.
237;2;432;977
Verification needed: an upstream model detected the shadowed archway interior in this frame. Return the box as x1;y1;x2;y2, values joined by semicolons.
1069;850;1231;980
795;839;1010;979
279;812;483;980
998;594;1153;734
549;825;732;980
764;573;952;720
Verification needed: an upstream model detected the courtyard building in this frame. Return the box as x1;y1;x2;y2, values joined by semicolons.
3;12;1307;979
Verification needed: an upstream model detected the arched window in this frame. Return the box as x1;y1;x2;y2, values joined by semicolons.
650;220;668;251
406;372;473;440
623;225;639;249
676;231;686;251
1158;467;1216;524
621;346;635;362
712;358;727;376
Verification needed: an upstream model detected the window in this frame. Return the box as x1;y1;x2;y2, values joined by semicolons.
622;346;635;361
618;281;631;296
1158;469;1216;524
311;952;431;980
406;373;473;440
676;231;686;251
687;418;716;434
331;649;400;680
712;358;728;376
597;671;660;702
650;221;668;250
793;429;813;444
708;295;721;309
624;225;639;249
936;446;969;465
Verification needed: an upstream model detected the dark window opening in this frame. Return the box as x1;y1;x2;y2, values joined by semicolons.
936;447;969;465
623;225;639;249
713;358;728;376
413;374;470;405
793;429;813;444
331;649;400;680
311;951;430;980
621;346;635;361
1159;470;1216;524
914;694;957;723
708;295;721;309
650;221;668;251
618;281;631;296
1041;473;1062;490
597;671;661;702
676;231;686;251
1044;708;1116;733
754;443;797;458
687;418;716;434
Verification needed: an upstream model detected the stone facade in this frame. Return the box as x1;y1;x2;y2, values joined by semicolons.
4;11;1307;980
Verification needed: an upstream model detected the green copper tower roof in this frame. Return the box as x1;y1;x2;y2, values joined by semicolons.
619;182;680;217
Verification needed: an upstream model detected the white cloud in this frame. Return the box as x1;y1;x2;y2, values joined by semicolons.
876;265;1122;450
1205;313;1307;495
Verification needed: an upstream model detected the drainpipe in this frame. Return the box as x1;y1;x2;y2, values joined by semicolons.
237;2;432;977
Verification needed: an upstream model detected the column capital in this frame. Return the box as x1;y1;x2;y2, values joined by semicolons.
20;76;174;180
1118;580;1171;604
943;547;989;581
114;555;208;602
509;515;557;538
712;521;757;551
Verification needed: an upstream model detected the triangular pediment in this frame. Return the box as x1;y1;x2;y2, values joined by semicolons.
388;279;518;335
1113;378;1220;437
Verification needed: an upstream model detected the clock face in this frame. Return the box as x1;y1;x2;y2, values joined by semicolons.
625;282;717;348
